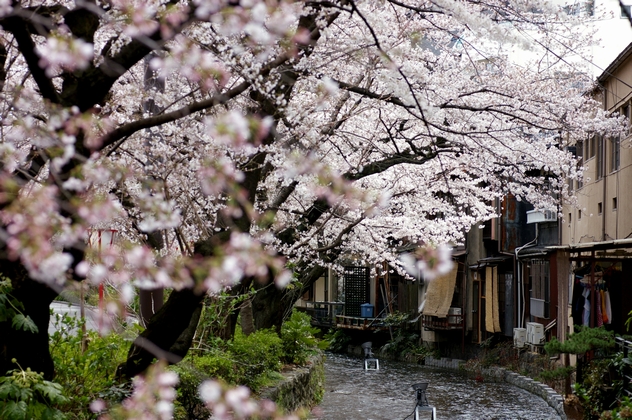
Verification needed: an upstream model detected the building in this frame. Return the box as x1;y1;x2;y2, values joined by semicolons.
556;42;632;339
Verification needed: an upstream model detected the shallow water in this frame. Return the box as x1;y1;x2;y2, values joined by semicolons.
310;353;561;420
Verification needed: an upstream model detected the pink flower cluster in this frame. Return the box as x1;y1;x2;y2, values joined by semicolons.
92;362;178;419
37;31;93;77
199;379;298;420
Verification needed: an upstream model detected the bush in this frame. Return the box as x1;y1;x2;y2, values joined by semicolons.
323;329;351;353
281;310;322;365
601;396;632;419
0;364;68;420
380;328;432;362
170;353;237;420
229;327;283;390
49;312;131;418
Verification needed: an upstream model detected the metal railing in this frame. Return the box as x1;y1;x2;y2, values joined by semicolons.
616;337;632;399
296;301;345;328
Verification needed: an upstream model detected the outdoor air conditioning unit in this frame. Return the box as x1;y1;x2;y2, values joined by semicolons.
526;209;557;224
513;328;527;348
526;322;544;345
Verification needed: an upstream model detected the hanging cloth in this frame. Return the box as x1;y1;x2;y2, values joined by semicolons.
604;290;612;324
600;290;609;324
596;289;603;327
582;287;591;327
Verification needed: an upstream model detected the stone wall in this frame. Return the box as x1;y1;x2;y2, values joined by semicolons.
424;356;567;420
260;353;325;413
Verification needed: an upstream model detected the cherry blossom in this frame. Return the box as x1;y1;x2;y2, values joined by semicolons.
0;0;628;416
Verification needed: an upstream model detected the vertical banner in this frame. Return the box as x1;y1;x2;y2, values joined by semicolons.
493;266;501;333
485;267;493;333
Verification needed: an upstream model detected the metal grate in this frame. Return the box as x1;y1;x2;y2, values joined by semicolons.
343;266;369;317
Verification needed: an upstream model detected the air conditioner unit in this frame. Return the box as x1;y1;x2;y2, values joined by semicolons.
526;209;557;224
543;210;557;221
513;328;527;348
526;322;544;345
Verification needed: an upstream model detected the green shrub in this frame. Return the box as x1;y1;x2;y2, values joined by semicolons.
281;310;322;365
49;312;131;418
601;396;632;419
380;329;421;359
575;358;615;419
323;329;351;353
0;276;38;334
0;363;68;420
545;326;615;356
229;327;283;390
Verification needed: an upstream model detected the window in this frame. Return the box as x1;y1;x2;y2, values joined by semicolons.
622;4;631;18
568;213;572;223
620;104;631;136
613;197;618;211
611;136;620;172
530;259;550;319
578;210;582;220
588;134;600;159
598;202;603;215
564;1;594;16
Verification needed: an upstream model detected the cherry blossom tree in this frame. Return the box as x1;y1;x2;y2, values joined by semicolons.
0;0;624;412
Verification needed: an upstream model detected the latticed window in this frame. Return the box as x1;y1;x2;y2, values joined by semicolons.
343;266;369;317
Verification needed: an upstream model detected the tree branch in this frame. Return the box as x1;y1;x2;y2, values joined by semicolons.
1;14;61;104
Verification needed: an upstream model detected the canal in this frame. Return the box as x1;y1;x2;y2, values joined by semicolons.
311;353;561;420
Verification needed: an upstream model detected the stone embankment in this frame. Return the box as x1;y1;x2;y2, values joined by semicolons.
424;356;567;420
260;353;325;413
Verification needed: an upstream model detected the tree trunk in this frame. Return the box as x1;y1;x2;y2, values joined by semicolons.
0;274;58;380
117;288;204;380
240;299;255;336
251;265;326;332
251;282;309;333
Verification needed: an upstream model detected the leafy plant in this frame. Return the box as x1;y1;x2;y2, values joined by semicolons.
280;310;323;365
229;327;283;390
545;326;615;356
537;366;575;383
380;329;421;359
574;357;617;419
323;329;351;353
0;361;68;420
601;396;632;419
0;277;38;334
49;312;131;418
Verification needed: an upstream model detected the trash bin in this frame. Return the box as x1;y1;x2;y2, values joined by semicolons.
360;303;374;318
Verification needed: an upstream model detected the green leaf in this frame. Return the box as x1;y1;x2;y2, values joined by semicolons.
34;381;67;405
41;406;67;420
0;381;19;400
11;314;39;333
1;400;28;420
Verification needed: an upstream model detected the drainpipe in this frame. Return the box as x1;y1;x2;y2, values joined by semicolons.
515;223;539;329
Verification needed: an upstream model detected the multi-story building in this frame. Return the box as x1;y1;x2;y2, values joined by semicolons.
556;42;632;339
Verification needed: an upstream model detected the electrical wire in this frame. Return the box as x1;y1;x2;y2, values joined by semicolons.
402;403;417;420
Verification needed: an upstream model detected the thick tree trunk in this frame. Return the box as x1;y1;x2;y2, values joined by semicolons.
239;299;255;336
117;288;204;379
0;274;58;380
251;265;326;332
251;285;289;334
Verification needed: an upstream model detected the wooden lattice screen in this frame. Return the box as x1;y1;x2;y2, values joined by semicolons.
343;266;369;317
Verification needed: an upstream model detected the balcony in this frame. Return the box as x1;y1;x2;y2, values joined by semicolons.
421;307;464;330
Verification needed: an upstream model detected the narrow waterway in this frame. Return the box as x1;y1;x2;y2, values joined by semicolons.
311;353;561;420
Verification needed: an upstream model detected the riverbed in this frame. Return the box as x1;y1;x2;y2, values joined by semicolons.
310;353;561;420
